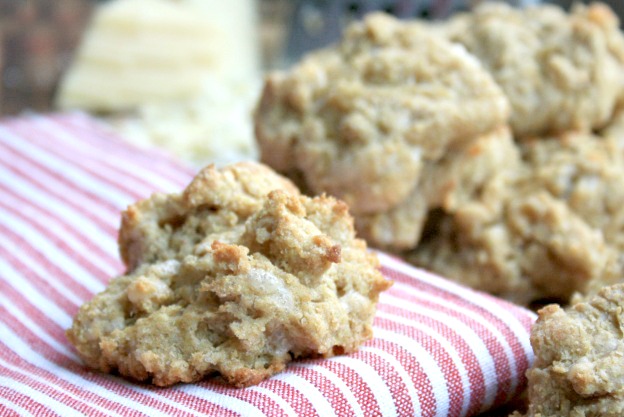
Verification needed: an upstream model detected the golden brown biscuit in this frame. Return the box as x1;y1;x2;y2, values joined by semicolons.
514;284;624;416
411;191;621;305
409;132;624;305
518;133;624;253
355;126;518;250
68;163;390;387
444;2;624;137
255;12;509;215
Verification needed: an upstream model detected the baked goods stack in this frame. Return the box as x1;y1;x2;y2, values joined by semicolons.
411;2;624;306
256;2;624;307
255;11;523;301
253;3;624;415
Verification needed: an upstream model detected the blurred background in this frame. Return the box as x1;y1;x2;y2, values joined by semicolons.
1;0;622;116
0;0;281;115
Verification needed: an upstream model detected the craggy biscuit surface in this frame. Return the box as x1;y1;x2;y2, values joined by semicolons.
255;12;509;214
118;162;299;270
516;284;624;416
356;126;518;250
410;133;624;304
67;163;390;387
444;2;624;137
518;133;624;254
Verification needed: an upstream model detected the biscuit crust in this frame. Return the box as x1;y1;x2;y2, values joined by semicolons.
255;13;509;214
67;163;390;387
356;126;518;250
410;133;624;304
118;162;299;270
444;2;624;137
517;285;624;416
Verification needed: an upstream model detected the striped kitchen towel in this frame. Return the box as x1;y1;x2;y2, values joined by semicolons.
0;112;535;417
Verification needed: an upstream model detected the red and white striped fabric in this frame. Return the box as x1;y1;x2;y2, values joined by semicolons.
0;112;536;417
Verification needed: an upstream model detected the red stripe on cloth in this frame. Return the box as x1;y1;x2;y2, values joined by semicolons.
0;218;107;296
251;379;320;417
0;244;84;317
376;301;486;416
288;365;358;417
0;348;151;417
381;284;507;412
339;349;412;417
287;362;356;416
3;122;147;205
146;386;242;417
0;361;112;417
0;336;111;415
1;262;239;414
0;386;60;417
10;120;168;201
383;278;514;410
0;205;113;286
0;307;248;417
0;286;69;348
373;318;464;417
0;329;236;417
363;341;437;417
0;141;120;234
41;117;192;191
382;266;532;404
55;113;196;181
0;113;537;417
311;359;383;417
195;381;291;417
487;296;535;334
0;189;120;276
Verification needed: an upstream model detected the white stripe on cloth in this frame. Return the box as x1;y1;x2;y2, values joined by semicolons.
0;259;74;329
0;292;76;359
0;235;85;307
381;289;502;410
55;112;195;186
0;376;89;417
0;163;119;256
378;253;534;403
0;126;136;208
0;396;37;417
375;311;473;417
31;116;189;194
248;386;299;417
317;353;399;417
271;372;338;417
371;329;450;417
364;347;424;417
178;383;267;417
0;357;118;417
121;384;211;417
11;119;163;200
0;323;196;417
289;364;364;417
0;192;117;276
0;208;106;295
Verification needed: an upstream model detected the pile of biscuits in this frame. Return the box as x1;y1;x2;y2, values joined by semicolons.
255;2;624;307
254;3;624;415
